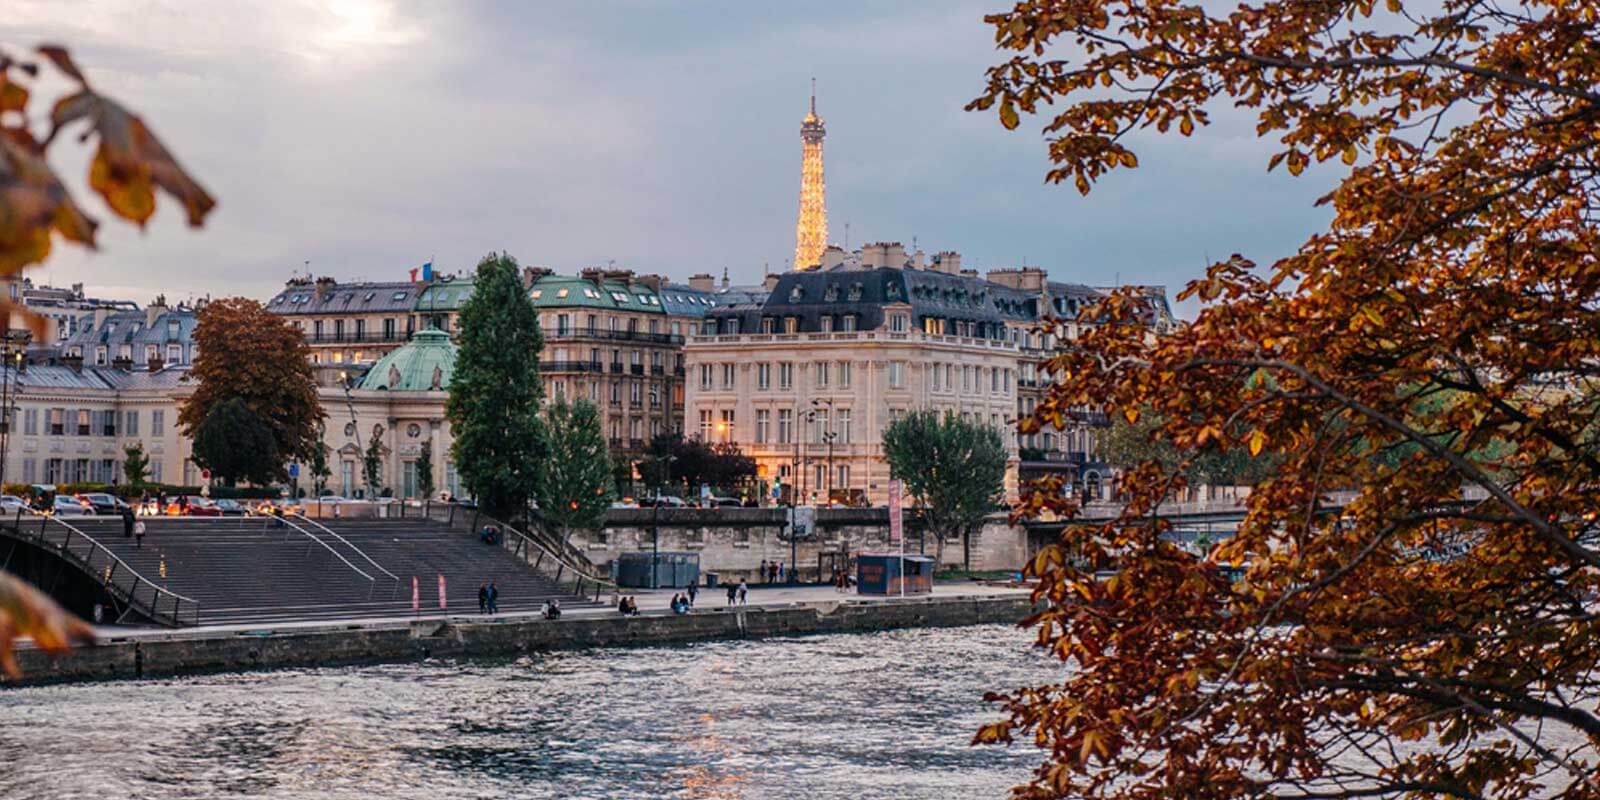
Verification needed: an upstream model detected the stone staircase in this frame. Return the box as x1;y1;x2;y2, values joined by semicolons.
64;516;594;627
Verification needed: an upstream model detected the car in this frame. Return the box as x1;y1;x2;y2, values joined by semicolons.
609;499;639;509
51;495;94;516
184;497;223;517
708;496;743;508
212;499;250;516
312;495;348;504
644;495;688;508
77;493;130;516
0;494;29;514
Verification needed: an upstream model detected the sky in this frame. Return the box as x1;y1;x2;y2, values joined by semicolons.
6;1;1338;319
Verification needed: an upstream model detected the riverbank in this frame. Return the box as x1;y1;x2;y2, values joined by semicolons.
11;586;1034;686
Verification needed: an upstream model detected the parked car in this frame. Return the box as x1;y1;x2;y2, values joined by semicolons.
0;494;29;514
312;495;348;504
212;499;250;516
708;496;743;508
77;493;130;516
184;497;223;517
51;495;94;516
644;495;688;508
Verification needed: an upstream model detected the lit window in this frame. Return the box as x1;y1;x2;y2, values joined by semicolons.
556;289;569;298
531;290;543;299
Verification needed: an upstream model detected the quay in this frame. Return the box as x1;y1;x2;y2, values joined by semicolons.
12;585;1033;686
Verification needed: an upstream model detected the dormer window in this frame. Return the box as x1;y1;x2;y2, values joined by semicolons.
761;317;775;334
789;286;804;302
847;283;863;301
823;284;839;302
841;315;857;332
820;316;834;333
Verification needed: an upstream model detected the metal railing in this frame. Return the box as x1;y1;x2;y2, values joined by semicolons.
415;502;617;601
0;511;200;627
289;513;401;583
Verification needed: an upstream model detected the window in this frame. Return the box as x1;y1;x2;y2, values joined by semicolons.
101;410;116;437
778;409;793;444
145;344;158;362
44;458;61;484
649;384;659;408
889;362;904;388
699;410;713;440
94;346;107;366
838;409;852;443
151;459;163;483
557;314;569;335
124;410;138;436
760;317;775;334
719;410;734;442
779;362;794;389
631;350;642;367
22;458;34;483
784;317;798;334
699;364;713;390
630;381;641;404
757;363;771;390
820;316;833;333
721;363;735;389
932;365;942;392
629;417;642;440
836;464;850;490
167;343;182;364
23;408;36;436
816;362;830;387
76;409;90;436
48;408;63;436
610;381;620;404
841;315;857;332
889;314;907;332
152;409;165;436
811;409;829;444
755;410;770;443
839;361;852;388
992;368;1000;393
962;366;972;392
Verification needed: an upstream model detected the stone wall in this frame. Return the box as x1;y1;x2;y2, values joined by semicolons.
13;593;1034;686
581;509;1029;582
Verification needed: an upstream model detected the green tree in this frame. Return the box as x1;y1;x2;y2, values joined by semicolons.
882;410;1008;569
191;398;279;486
309;442;330;497
1099;408;1279;492
446;252;546;519
536;399;614;542
415;441;435;500
121;443;149;486
363;434;383;499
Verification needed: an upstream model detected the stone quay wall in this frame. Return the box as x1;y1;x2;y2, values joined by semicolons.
585;509;1030;583
12;593;1034;687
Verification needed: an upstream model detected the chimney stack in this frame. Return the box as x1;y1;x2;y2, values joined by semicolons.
688;273;715;292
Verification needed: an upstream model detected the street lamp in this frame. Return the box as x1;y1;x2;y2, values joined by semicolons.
810;398;837;506
0;336;23;488
651;454;678;590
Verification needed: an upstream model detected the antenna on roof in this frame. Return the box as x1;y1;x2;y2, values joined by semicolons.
810;77;816;116
844;221;850;250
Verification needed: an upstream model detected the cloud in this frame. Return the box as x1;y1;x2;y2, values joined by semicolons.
3;1;1335;319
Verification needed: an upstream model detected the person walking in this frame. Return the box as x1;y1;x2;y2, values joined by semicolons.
725;582;737;607
737;579;749;606
121;506;135;539
686;581;698;608
486;581;499;615
478;582;489;614
134;517;145;549
768;562;778;584
760;559;769;584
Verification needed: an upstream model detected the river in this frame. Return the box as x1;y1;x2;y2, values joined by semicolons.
0;624;1051;799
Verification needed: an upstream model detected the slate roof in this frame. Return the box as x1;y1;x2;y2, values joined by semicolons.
706;267;1032;337
267;281;420;315
414;277;475;312
657;283;718;318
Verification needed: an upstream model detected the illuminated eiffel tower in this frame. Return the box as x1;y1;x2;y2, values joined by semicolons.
792;79;827;271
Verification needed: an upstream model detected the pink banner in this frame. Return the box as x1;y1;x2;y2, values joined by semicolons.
411;575;419;613
437;574;447;609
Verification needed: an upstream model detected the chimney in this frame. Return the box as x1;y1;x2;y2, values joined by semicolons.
763;273;781;291
960;268;979;278
636;274;663;292
314;276;337;302
147;355;164;372
883;242;906;268
721;267;730;289
911;249;926;270
820;246;846;270
688;273;715;292
144;294;168;328
931;251;962;275
63;353;83;373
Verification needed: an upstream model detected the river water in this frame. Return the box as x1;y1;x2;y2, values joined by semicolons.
0;625;1051;799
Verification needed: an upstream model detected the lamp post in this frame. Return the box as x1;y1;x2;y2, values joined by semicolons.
339;370;363;501
0;336;22;488
651;454;678;590
810;398;837;506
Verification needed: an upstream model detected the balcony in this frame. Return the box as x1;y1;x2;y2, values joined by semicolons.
673;365;685;377
629;363;644;375
628;438;644;450
547;329;684;345
608;437;622;448
650;365;665;376
609;362;625;374
539;360;605;373
304;330;410;345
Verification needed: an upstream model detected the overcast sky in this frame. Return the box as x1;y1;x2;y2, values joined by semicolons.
7;1;1336;318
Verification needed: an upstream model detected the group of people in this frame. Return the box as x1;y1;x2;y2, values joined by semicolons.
119;506;145;548
541;599;561;619
478;525;502;545
725;579;749;607
830;568;855;592
616;595;641;616
757;560;788;584
669;589;694;614
477;581;500;614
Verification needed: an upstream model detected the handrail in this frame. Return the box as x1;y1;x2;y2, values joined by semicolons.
422;503;617;600
487;511;616;587
279;515;376;583
289;513;401;582
0;513;202;626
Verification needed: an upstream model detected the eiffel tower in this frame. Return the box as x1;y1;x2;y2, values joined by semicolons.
792;79;828;271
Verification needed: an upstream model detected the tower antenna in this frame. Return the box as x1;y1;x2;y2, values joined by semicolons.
810;77;816;116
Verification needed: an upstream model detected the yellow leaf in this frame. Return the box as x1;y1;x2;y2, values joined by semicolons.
1118;151;1138;168
1000;98;1020;131
1248;429;1267;457
1341;144;1358;165
1123;407;1139;424
1385;0;1401;11
1179;116;1195;136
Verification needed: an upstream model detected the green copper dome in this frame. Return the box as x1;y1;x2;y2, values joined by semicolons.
359;327;455;391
